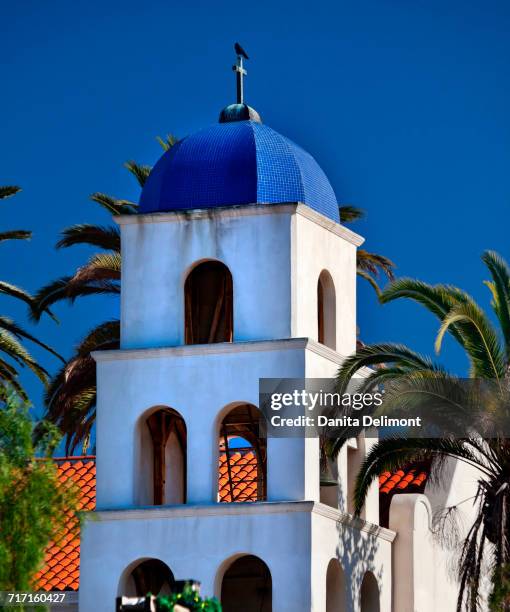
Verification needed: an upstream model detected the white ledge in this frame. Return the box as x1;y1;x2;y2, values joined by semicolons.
93;337;345;364
89;500;395;542
114;202;365;247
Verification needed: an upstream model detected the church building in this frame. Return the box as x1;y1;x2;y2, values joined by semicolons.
75;53;476;612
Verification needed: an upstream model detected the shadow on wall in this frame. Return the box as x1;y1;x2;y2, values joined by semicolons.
326;483;382;612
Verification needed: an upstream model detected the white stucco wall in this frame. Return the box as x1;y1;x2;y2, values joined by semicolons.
423;458;488;611
117;204;363;353
82;202;404;612
311;509;394;612
93;339;367;510
119;206;292;348
292;208;359;356
80;502;393;612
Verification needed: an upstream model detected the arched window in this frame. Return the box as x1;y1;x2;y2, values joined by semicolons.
121;559;174;597
218;404;266;503
317;270;336;350
138;407;187;506
221;555;272;612
185;261;233;344
360;572;380;612
326;559;346;612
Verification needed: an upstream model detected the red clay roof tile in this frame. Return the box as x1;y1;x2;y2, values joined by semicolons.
378;465;429;494
34;456;95;592
378;462;431;527
218;449;259;503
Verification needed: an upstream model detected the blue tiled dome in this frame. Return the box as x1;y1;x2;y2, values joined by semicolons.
139;120;340;223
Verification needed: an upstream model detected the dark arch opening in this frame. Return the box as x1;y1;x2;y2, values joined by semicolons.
185;261;233;344
317;270;336;350
144;407;187;506
218;404;267;503
125;559;175;597
326;559;346;611
221;555;272;612
360;571;380;612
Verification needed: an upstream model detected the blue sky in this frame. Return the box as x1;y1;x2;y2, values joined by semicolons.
1;0;510;433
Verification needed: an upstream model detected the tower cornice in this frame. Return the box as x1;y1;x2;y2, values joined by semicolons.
90;500;396;543
114;202;365;247
92;337;368;369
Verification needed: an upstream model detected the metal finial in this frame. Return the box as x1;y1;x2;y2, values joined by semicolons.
233;42;249;104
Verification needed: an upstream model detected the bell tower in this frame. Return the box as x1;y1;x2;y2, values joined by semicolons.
80;52;393;612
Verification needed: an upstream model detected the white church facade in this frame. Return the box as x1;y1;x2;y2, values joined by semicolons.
78;60;479;612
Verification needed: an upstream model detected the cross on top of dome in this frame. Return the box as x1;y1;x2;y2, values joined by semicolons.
219;43;262;124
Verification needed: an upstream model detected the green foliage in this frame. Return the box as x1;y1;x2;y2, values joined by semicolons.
156;584;222;611
0;391;77;594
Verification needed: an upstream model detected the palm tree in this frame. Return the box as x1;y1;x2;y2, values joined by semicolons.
0;186;61;399
332;250;510;611
339;205;395;292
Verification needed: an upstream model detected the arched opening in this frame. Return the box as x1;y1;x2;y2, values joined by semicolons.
184;260;233;344
360;571;380;612
326;559;346;612
221;555;272;612
121;558;175;597
138;407;187;506
218;404;266;502
317;270;336;350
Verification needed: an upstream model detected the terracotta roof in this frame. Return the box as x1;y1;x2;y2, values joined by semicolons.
378;462;430;528
218;449;258;502
379;467;428;494
35;457;96;592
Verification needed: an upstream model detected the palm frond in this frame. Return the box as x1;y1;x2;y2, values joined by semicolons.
157;134;179;151
435;300;506;381
356;268;382;296
74;320;119;357
0;186;21;200
124;160;152;188
380;279;477;347
482;250;510;360
0;281;35;306
0;328;49;384
0;316;63;362
0;361;28;401
456;512;486;612
357;250;396;280
72;252;121;283
335;342;437;395
0;230;31;242
339;205;365;224
31;276;119;321
90;192;138;216
56;224;120;251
